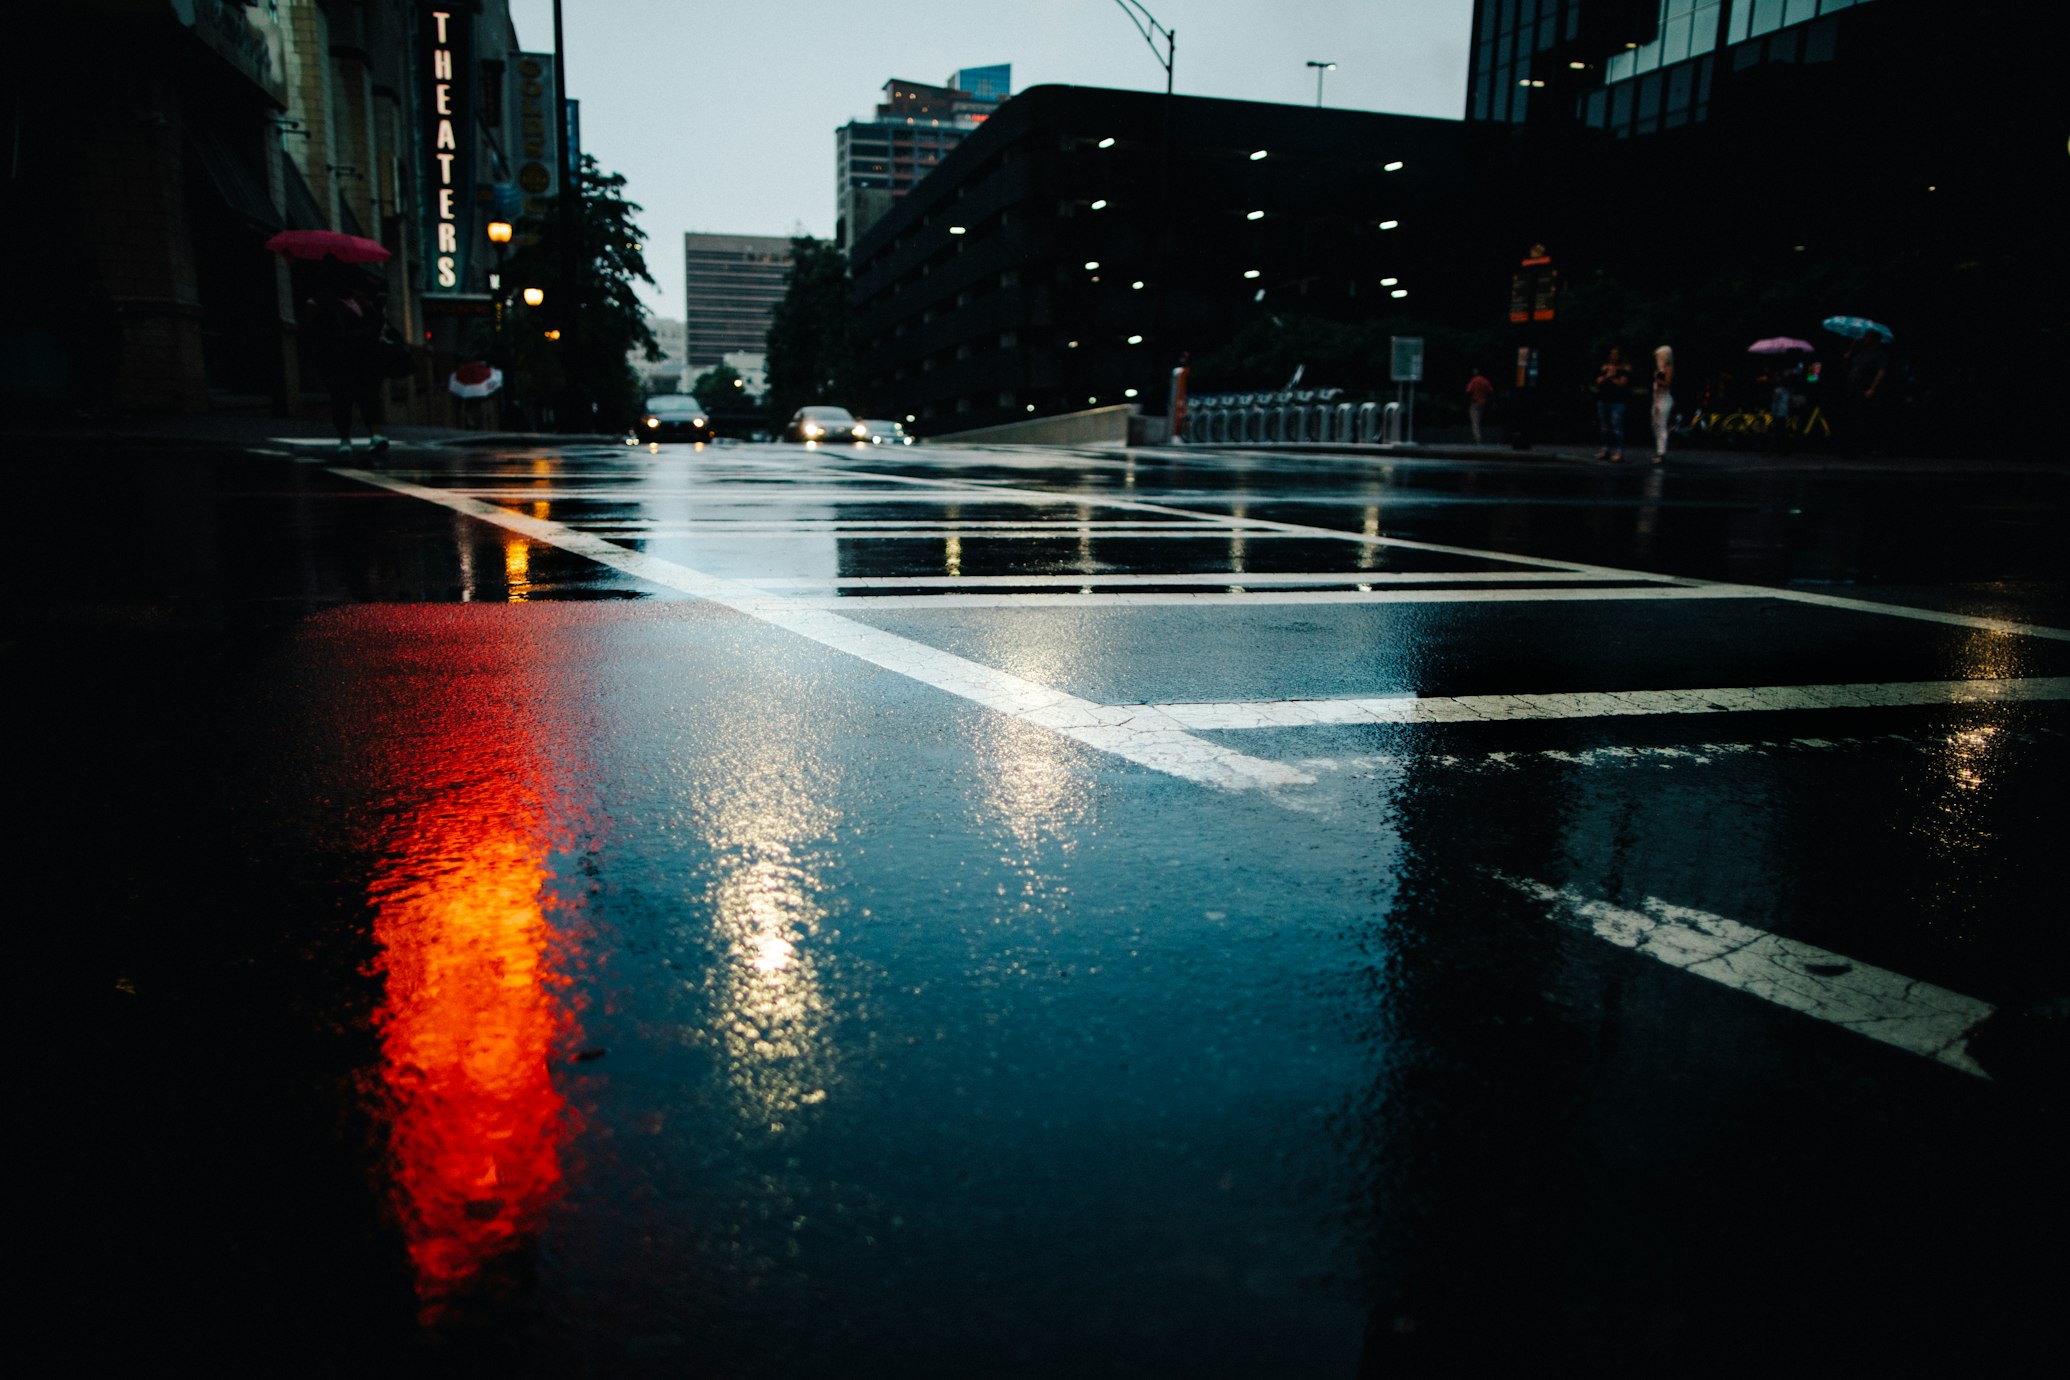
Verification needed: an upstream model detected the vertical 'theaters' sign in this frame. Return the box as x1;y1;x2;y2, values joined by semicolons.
424;7;474;290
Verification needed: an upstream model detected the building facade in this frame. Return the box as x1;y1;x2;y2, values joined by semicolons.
7;0;556;421
848;85;1479;433
682;233;794;371
834;67;1010;248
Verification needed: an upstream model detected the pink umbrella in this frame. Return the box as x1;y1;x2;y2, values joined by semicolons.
265;229;392;263
1747;337;1816;354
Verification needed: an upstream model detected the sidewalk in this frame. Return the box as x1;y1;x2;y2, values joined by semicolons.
0;412;623;451
1187;437;2068;475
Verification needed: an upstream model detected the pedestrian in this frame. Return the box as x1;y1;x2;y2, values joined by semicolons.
1465;366;1495;445
1842;335;1892;456
1593;346;1631;461
303;256;390;455
1649;345;1674;463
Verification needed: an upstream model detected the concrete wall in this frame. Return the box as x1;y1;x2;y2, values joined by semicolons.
926;404;1133;447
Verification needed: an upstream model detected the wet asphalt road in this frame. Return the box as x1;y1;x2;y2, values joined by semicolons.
21;437;2067;1375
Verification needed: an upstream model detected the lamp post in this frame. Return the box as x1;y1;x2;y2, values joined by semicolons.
1109;2;1176;415
1307;60;1336;107
551;0;578;431
486;219;513;331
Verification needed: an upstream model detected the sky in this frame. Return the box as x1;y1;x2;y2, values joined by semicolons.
506;1;1476;322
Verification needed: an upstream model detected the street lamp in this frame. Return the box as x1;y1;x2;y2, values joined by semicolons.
1307;60;1336;107
486;220;513;330
1109;1;1177;415
523;287;545;307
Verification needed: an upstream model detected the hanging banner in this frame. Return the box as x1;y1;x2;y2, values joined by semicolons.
422;6;476;291
512;52;560;209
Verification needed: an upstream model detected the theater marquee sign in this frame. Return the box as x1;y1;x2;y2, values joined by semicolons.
422;7;474;291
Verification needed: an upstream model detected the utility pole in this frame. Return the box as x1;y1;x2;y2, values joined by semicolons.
552;0;579;430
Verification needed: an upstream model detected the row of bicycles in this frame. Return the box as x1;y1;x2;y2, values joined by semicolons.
1677;399;1834;445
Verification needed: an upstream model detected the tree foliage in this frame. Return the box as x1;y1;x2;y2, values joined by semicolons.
690;364;744;411
488;154;659;429
764;237;857;424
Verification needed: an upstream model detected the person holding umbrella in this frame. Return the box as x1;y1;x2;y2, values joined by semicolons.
302;257;390;455
269;232;397;455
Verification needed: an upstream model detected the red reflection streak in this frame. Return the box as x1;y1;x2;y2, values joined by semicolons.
367;720;575;1309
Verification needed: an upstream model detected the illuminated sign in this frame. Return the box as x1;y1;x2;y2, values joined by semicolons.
512;53;559;209
423;9;475;291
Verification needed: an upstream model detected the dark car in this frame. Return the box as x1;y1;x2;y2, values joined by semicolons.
633;395;714;443
860;418;913;446
783;405;870;444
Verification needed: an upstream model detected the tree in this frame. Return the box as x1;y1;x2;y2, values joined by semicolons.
492;154;660;430
764;237;857;424
690;364;744;411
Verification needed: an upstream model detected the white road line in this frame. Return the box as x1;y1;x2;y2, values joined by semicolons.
330;468;1310;791
741;572;1654;588
1151;677;2070;728
579;519;1240;531
792;586;1747;610
756;457;2070;641
594;527;1259;540
1499;877;1994;1077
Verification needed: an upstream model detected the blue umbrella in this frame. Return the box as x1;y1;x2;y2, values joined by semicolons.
1823;315;1894;342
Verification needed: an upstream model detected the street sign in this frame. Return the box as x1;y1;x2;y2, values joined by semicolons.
1510;244;1557;323
1390;336;1425;383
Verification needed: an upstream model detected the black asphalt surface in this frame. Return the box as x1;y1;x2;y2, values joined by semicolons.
20;436;2066;1376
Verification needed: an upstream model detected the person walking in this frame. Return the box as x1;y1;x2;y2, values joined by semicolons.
1649;345;1675;462
303;257;390;455
1465;366;1495;445
1593;347;1631;461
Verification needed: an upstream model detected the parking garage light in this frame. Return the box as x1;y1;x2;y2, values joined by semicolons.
1379;277;1399;286
1384;160;1404;171
1390;288;1408;298
1249;149;1268;160
949;225;966;235
1125;389;1139;398
1131;280;1145;290
1091;199;1109;210
1097;136;1116;148
1084;261;1100;270
1243;269;1261;279
1378;219;1400;229
1126;334;1144;344
1245;210;1265;220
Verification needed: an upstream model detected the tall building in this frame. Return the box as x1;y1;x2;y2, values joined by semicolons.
834;66;1010;247
682;233;794;370
848;85;1476;432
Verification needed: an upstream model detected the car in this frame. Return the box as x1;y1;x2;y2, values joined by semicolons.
859;418;914;446
783;405;870;444
633;394;714;443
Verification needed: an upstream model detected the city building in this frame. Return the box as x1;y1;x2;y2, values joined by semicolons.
682;233;794;371
848;85;1478;433
631;318;689;394
1455;0;2040;449
7;0;551;421
834;66;1010;248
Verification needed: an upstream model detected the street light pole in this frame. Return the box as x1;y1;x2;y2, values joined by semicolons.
551;0;578;431
1111;2;1176;416
1307;60;1336;108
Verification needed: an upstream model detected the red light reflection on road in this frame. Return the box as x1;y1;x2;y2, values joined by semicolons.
365;686;576;1312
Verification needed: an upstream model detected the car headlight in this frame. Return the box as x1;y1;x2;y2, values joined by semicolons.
852;425;868;438
803;424;824;438
644;416;660;429
693;416;707;427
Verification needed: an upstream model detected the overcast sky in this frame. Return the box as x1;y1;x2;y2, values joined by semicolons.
506;1;1475;321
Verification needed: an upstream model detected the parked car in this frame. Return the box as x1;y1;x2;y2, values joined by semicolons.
783;405;870;444
859;418;913;446
633;395;714;443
